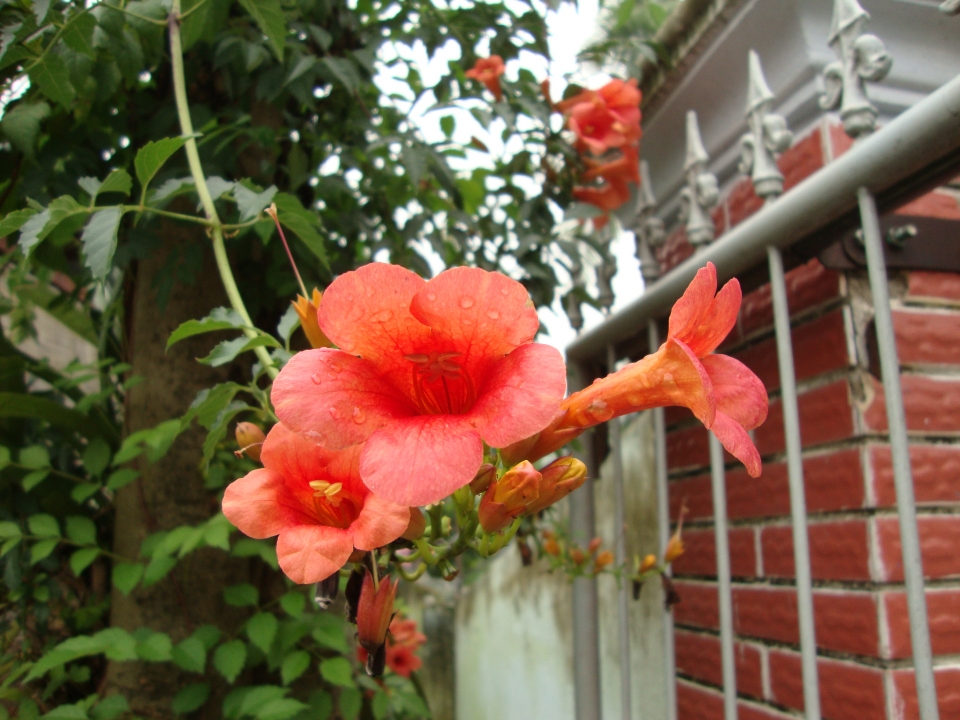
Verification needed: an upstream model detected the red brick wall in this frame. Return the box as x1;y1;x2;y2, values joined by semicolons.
664;121;960;720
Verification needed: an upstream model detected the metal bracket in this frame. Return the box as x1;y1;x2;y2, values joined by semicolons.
819;214;960;271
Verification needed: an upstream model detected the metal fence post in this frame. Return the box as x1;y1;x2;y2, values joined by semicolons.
709;434;737;720
648;320;677;720
607;345;633;720
858;187;940;720
767;245;823;720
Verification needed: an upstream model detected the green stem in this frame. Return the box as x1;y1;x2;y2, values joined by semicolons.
167;5;278;379
412;538;439;566
8;462;86;485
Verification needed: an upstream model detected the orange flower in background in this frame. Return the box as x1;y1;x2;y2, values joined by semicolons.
357;614;427;678
272;264;567;507
572;179;631;212
581;145;641;185
222;424;410;584
504;263;768;477
558;78;642;155
466;55;506;102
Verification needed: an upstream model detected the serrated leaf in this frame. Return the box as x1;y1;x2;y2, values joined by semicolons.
0;393;107;439
30;538;58;564
66;516;97;545
28;53;76;107
81;207;123;281
277;304;299;345
78;177;101;197
134;137;186;191
224;583;259;607
233;184;277;222
286;55;316;85
28;513;59;537
69;547;99;575
198;335;280;367
112;562;143;595
246;612;278;653
18;195;85;256
0;208;37;237
171;683;210;714
238;0;285;61
62;13;96;57
18;208;50;256
167;307;246;348
206;176;236;200
213;640;247;683
98;168;133;197
136;631;173;661
1;101;50;155
320;657;354;687
280;651;310;686
320;56;360;92
172;637;207;673
33;0;51;24
106;468;138;490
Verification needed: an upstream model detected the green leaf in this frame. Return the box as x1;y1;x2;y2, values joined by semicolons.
112;419;181;464
134;137;187;191
0;446;8;470
277;304;299;346
310;614;347;653
0;521;21;538
440;114;455;138
235;687;287;718
279;591;305;618
257;698;308;720
319;657;354;688
66;516;97;545
71;483;101;504
81;207;124;281
20;445;49;468
135;631;172;662
192;625;222;651
91;695;128;720
28;53;76;108
233;184;277;222
142;552;176;586
246;612;278;653
272;193;327;268
202;513;232;550
33;0;51;24
24;628;136;681
1;102;50;154
30;538;58;564
28;513;59;537
337;688;362;720
82;438;111;476
18;208;50;256
38;703;88;719
0;208;37;237
0;537;21;558
224;583;259;607
371;691;389;720
167;307;246;348
238;0;286;61
172;637;207;673
171;683;210;714
69;547;99;575
112;562;143;595
22;469;48;491
280;650;310;686
0;393;110;439
62;13;96;57
213;640;246;683
320;57;360;92
198;335;279;367
98;169;133;197
106;468;138;490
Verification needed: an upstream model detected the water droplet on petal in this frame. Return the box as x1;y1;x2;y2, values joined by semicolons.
459;296;475;309
625;391;648;407
586;400;613;423
329;363;342;373
352;407;365;424
329;407;340;419
486;309;500;320
500;285;511;295
312;373;323;384
426;292;437;302
370;309;393;323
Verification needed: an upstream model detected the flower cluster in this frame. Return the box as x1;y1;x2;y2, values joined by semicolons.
556;79;643;224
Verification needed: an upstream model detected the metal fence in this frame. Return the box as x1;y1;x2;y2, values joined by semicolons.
563;5;960;719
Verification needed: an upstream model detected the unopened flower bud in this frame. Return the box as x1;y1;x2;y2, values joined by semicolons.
664;533;685;564
356;572;398;668
470;463;497;494
588;537;602;554
543;537;561;556
235;422;265;462
478;461;541;533
292;288;334;349
569;547;586;565
639;553;657;573
438;559;459;582
593;550;614;573
402;507;426;541
524;456;587;515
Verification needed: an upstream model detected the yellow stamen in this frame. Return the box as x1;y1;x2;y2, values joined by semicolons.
309;480;343;506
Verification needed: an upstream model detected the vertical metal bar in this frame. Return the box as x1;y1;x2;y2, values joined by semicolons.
607;345;633;720
709;434;737;720
570;364;602;720
767;245;823;720
858;187;940;720
648;320;677;720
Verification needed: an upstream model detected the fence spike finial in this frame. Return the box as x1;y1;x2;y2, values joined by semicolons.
941;0;960;15
821;0;892;139
633;160;665;281
680;110;719;249
741;51;793;201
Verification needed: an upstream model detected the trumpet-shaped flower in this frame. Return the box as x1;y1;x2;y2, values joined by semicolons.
558;78;642;155
222;424;410;584
465;56;506;102
506;263;767;476
272;264;567;507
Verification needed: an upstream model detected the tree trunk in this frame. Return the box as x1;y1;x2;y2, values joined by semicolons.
105;218;249;717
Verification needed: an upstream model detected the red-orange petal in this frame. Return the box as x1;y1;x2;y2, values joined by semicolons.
222;468;287;539
710;411;763;477
701;353;768;431
668;263;717;345
351;495;411;551
360;414;484;506
276;524;354;584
